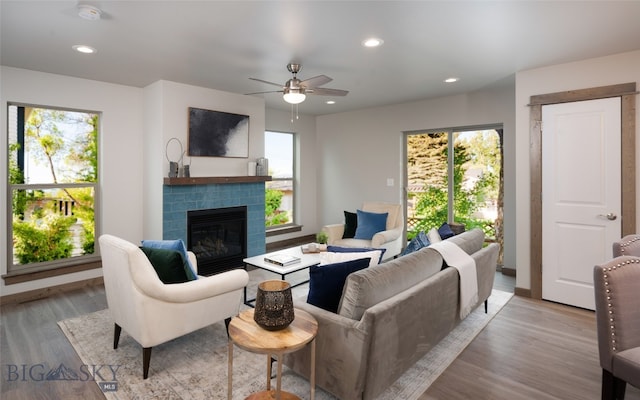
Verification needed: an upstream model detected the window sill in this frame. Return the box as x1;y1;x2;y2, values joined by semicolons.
266;225;302;237
2;258;102;285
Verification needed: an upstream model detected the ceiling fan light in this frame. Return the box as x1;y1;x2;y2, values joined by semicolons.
283;91;306;104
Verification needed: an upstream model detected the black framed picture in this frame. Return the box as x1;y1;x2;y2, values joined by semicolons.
188;107;249;158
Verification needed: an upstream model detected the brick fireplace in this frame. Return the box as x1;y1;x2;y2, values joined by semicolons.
162;176;269;274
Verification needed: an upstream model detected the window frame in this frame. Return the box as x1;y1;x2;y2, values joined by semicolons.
264;130;297;232
404;123;503;239
5;102;101;277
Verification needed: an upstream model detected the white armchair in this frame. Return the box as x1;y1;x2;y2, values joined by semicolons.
322;202;404;260
98;234;249;379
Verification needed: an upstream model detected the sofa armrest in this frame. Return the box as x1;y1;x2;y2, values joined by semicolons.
285;299;371;400
471;243;499;305
323;223;345;245
370;226;402;248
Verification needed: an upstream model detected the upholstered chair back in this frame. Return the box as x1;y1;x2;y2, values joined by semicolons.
593;255;640;396
612;234;640;257
361;201;403;230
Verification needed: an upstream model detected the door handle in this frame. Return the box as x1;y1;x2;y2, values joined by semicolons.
598;213;617;221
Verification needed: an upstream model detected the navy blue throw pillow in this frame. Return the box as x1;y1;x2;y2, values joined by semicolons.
326;245;387;264
307;258;370;313
438;222;455;239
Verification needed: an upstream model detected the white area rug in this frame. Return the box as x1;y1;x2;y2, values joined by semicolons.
58;276;512;400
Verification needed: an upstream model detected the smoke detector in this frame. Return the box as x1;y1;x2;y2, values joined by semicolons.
78;4;102;21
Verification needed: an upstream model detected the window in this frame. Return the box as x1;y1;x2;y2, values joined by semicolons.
264;131;295;228
7;104;99;274
405;126;503;247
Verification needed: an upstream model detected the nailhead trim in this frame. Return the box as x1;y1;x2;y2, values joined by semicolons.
602;257;640;352
619;235;640;255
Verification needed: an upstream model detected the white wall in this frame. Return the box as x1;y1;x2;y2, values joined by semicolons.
265;108;319;243
0;66;145;296
141;80;266;239
515;49;640;291
8;49;635;297
0;70;267;296
316;83;517;269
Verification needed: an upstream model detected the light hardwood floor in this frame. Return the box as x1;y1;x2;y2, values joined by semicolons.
423;274;640;400
1;272;638;400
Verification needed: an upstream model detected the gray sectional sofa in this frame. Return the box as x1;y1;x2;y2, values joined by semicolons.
284;228;499;400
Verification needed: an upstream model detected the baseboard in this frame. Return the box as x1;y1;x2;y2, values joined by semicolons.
0;277;104;306
501;267;516;277
514;286;532;298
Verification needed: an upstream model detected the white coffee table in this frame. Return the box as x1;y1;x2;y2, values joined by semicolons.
243;245;322;306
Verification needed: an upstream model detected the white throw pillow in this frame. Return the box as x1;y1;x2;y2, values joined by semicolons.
427;228;442;244
320;250;382;267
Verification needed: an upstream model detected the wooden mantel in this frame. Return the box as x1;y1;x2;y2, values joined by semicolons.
164;176;272;186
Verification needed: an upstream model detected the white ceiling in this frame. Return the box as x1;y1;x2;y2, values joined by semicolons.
2;1;640;115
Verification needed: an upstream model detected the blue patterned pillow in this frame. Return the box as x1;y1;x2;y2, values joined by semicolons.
307;258;370;313
353;209;388;240
140;239;198;280
401;231;430;256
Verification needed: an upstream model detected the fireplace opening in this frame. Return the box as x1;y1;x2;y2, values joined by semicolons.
187;206;247;276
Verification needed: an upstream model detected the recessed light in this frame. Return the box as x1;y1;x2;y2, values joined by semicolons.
325;100;336;105
73;45;96;54
444;77;459;83
78;4;102;21
362;38;384;48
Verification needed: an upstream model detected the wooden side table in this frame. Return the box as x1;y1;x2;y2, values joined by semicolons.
228;308;318;400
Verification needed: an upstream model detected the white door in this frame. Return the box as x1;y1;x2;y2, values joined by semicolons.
541;97;621;310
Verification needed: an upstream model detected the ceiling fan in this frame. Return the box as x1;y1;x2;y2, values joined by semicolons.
247;63;348;104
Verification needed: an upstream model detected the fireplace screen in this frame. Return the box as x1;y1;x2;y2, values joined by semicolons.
187;206;247;276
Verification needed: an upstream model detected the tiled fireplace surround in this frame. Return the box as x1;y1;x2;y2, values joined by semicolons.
162;179;267;261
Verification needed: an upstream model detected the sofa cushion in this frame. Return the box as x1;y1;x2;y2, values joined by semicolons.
342;211;358;239
337;228;486;321
613;347;640;387
141;239;198;280
338;247;444;320
354;209;388;240
327;245;387;264
400;231;430;256
307;258;371;313
140;247;192;284
320;249;383;267
446;228;484;254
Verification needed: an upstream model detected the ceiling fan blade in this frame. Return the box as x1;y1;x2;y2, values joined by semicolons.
245;90;283;95
249;77;284;88
309;87;349;96
300;75;332;89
